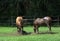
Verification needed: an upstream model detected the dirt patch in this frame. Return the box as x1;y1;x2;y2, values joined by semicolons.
0;31;31;36
0;32;20;36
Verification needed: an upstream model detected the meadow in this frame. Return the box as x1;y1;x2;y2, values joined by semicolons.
0;26;60;41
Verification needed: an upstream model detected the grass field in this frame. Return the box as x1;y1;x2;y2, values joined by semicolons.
0;26;60;41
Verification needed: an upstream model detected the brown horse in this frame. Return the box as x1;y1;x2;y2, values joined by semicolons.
16;16;23;34
33;16;52;33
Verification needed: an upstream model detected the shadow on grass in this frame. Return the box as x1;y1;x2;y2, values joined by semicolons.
18;31;58;35
0;31;58;36
17;30;31;35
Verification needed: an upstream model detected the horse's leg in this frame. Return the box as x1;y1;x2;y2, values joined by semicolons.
21;26;23;31
16;26;20;32
20;26;23;34
18;26;23;34
49;23;51;31
36;27;39;33
17;26;22;34
34;28;36;33
33;25;36;33
46;23;51;31
34;25;39;33
18;27;21;32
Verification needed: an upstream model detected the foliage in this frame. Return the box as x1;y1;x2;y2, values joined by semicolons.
0;0;60;26
0;0;60;17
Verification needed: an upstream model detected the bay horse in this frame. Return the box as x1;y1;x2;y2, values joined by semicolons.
33;16;52;33
16;16;23;34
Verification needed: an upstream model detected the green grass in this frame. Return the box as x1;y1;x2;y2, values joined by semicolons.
0;26;60;41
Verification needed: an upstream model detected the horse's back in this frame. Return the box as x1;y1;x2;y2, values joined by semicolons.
34;18;44;24
43;16;52;21
16;16;23;21
16;16;23;26
34;16;52;25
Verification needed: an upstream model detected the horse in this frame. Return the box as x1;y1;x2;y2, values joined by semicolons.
16;16;23;34
33;16;52;33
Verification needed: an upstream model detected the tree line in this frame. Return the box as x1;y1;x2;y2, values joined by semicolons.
0;0;60;17
0;0;60;26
